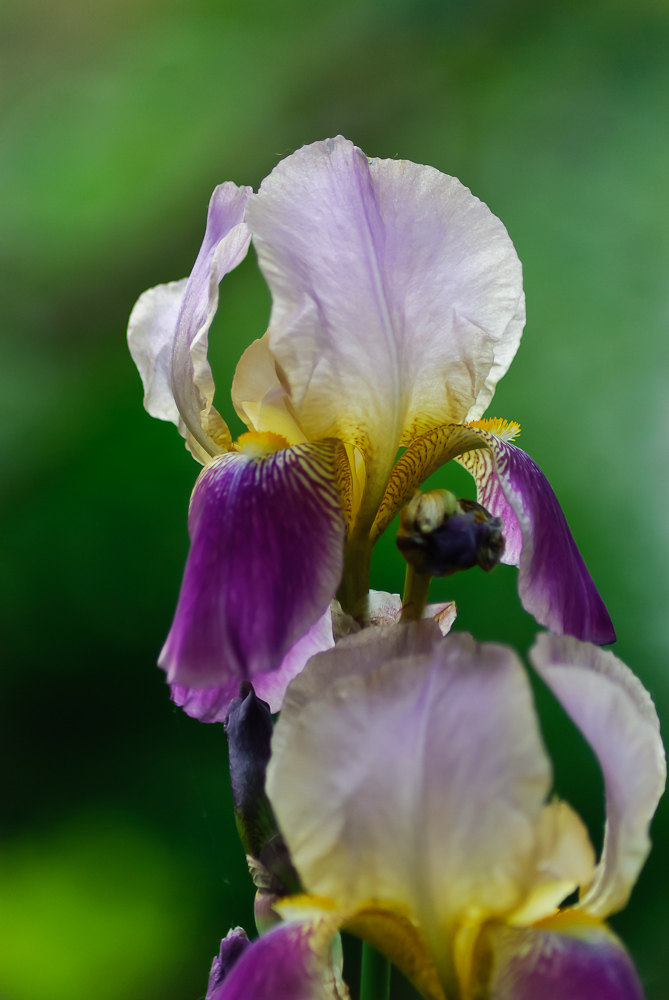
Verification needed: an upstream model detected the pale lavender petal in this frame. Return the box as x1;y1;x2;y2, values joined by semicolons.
530;633;666;917
160;441;345;692
127;278;187;427
170;182;252;457
268;626;552;975
459;430;615;644
246;137;524;511
206;928;252;999
207;921;338;1000
483;921;645;1000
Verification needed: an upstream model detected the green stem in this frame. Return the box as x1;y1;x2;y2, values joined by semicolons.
399;563;432;622
360;942;391;1000
337;534;373;623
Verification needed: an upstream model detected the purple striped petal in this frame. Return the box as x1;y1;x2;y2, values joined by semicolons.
160;441;345;696
458;428;615;644
530;634;665;918
482;921;645;1000
206;920;341;1000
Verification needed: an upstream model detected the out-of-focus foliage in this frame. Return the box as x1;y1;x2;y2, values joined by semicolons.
1;0;668;997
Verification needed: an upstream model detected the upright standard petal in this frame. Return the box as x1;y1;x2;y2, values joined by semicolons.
530;633;666;917
268;626;551;990
458;424;616;644
160;440;345;699
245;137;524;521
170;182;252;458
477;919;646;1000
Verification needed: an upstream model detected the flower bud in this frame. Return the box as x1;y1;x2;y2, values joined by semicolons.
224;683;301;927
397;489;505;577
206;928;252;1000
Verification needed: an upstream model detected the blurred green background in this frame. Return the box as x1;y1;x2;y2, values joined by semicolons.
1;0;668;997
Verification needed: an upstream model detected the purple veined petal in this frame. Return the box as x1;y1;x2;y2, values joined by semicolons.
480;919;646;1000
170;182;253;458
171;609;334;719
458;426;616;644
246;137;524;520
530;633;666;918
206;920;342;1000
206;928;252;1000
160;440;345;692
268;626;552;990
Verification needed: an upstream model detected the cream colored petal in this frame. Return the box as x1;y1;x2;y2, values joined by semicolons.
508;800;596;926
530;633;666;918
267;627;551;988
231;334;308;445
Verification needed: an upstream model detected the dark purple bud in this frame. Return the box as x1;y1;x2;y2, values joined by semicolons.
225;682;274;858
224;683;301;905
397;489;505;577
206;928;252;1000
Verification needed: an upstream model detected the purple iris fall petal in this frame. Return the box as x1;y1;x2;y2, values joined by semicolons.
459;431;615;644
207;921;335;1000
160;440;345;694
171;609;334;719
484;922;645;1000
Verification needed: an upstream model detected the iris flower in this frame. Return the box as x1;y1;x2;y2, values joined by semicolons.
128;136;614;715
250;625;663;1000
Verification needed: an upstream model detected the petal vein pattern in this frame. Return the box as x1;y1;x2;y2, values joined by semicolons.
245;137;524;521
267;626;552;990
159;440;345;691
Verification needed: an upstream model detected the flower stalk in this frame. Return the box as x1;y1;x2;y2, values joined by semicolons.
360;943;391;1000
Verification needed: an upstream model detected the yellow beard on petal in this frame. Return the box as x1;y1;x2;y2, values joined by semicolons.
467;417;521;442
235;430;291;458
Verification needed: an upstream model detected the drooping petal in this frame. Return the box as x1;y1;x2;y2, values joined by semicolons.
127;278;188;427
206;918;345;1000
530;633;666;917
245;136;524;522
267;625;552;989
172;609;335;719
458;424;616;644
476;918;645;1000
160;440;345;696
171;182;252;458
